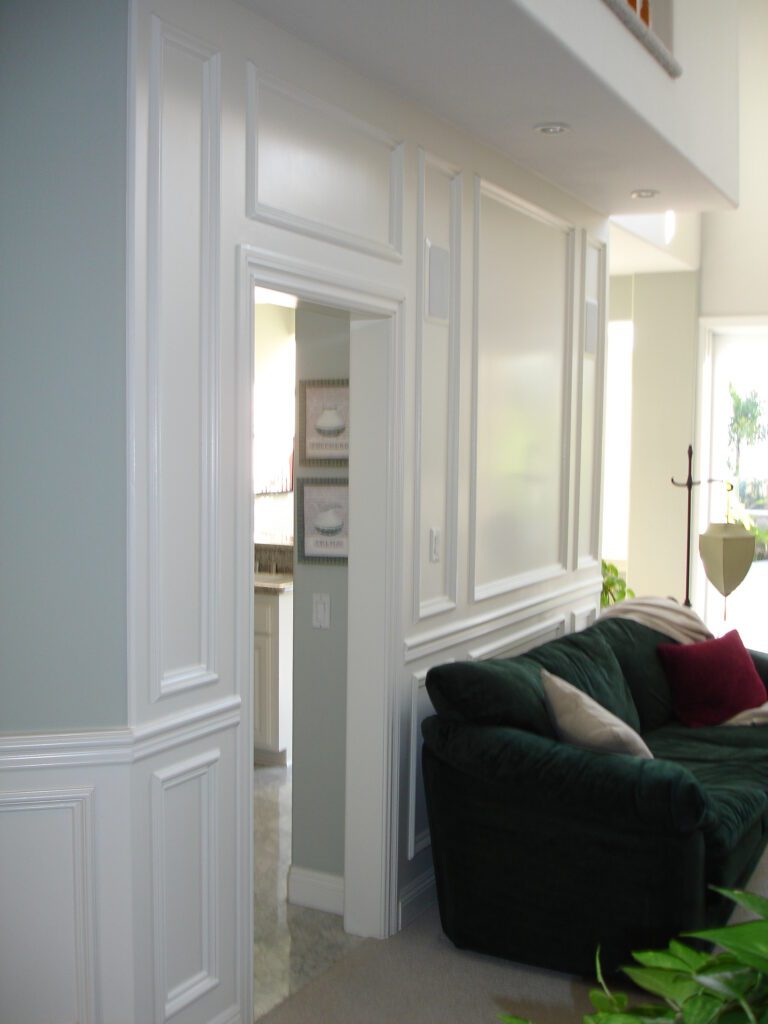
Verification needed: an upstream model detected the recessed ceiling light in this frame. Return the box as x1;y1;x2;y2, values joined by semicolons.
534;122;570;135
631;188;659;200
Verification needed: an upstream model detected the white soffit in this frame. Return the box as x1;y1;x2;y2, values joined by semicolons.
237;0;736;216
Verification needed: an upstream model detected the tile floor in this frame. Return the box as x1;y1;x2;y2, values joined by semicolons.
253;766;364;1020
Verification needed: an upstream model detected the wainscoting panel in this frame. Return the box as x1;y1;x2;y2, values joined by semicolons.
0;788;96;1024
151;749;221;1022
414;151;462;620
246;66;404;260
471;177;575;601
147;15;221;703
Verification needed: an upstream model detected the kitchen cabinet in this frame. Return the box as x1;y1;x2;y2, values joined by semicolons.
253;575;293;765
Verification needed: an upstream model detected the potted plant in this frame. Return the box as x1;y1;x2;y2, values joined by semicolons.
501;888;768;1023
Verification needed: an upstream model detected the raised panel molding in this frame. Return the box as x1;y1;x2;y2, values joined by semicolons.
575;235;607;570
403;576;599;663
413;150;462;622
467;615;566;660
151;750;221;1021
571;604;598;633
147;15;221;703
246;65;404;260
469;177;576;603
0;788;96;1024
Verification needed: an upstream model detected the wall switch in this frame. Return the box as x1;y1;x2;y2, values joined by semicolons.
429;528;441;563
312;593;331;629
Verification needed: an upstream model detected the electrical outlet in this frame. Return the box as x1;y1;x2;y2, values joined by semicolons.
312;593;331;629
429;528;440;563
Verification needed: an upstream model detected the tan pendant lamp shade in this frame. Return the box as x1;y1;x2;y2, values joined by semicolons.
698;522;756;597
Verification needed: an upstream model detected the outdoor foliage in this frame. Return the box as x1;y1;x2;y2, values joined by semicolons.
728;384;767;480
601;559;635;608
500;888;768;1024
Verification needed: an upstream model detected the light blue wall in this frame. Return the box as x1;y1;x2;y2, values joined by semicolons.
0;0;128;731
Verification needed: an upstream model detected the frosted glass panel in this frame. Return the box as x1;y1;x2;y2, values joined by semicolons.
474;188;569;593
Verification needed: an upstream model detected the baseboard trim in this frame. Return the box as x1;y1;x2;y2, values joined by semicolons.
253;747;288;768
398;868;436;929
287;867;344;916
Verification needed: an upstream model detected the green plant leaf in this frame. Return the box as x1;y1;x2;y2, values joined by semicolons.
668;941;712;972
590;990;630;1013
498;1016;534;1024
681;994;726;1024
711;887;768;922
688;921;768;974
622;966;701;1005
632;949;696;971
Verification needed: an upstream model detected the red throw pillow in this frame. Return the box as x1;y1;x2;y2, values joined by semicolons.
657;630;767;728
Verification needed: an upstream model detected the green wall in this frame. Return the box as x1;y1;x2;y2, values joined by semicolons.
0;0;129;731
291;306;350;877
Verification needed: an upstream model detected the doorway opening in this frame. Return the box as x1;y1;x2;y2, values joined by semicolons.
238;248;405;1022
251;289;362;1018
697;321;768;651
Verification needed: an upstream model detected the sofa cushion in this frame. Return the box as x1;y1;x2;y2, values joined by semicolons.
541;670;653;758
425;628;641;737
658;630;767;727
592;617;675;731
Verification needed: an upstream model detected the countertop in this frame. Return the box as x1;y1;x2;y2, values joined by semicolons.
254;572;294;594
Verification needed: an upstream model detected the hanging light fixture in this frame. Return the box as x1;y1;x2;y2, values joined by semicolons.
698;522;755;598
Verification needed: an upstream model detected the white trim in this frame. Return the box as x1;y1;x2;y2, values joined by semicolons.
398;868;436;930
246;65;404;262
238;246;405;941
407;669;432;861
413;150;462;622
403;575;599;663
287;867;344;916
467;615;566;661
0;697;240;770
570;604;598;632
146;15;221;704
152;750;221;1022
469;176;575;602
0;788;97;1024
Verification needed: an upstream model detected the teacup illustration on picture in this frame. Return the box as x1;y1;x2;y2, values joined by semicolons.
315;406;346;437
313;507;344;535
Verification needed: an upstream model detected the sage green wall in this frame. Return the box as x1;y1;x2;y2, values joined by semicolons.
0;0;128;731
291;306;350;877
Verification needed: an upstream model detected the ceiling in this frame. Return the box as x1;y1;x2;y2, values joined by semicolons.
237;0;732;216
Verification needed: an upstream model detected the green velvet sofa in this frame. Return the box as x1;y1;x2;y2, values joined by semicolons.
421;617;768;975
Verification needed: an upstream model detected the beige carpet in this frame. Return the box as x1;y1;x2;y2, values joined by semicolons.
258;903;596;1024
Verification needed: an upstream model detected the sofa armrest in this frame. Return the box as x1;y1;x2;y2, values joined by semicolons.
421;717;706;835
749;648;768;689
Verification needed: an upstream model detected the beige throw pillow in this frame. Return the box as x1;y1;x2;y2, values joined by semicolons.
541;669;653;759
722;700;768;726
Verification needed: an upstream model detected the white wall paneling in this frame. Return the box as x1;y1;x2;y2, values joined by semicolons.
147;15;221;703
246;65;404;261
575;236;606;569
403;576;599;663
407;668;436;860
0;788;96;1024
467;614;566;661
571;604;598;632
151;749;221;1022
413;150;462;620
470;177;575;602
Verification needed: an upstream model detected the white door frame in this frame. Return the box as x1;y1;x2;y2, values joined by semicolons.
695;315;768;613
236;245;405;1011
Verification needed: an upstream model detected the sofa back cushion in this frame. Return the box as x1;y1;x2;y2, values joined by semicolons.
592;617;675;731
426;628;641;737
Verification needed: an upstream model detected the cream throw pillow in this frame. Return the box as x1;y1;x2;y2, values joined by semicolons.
541;669;653;759
722;700;768;726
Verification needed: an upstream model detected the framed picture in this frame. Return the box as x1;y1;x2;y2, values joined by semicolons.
299;379;349;465
297;479;349;564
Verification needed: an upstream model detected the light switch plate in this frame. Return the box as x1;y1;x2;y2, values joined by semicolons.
312;593;331;629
